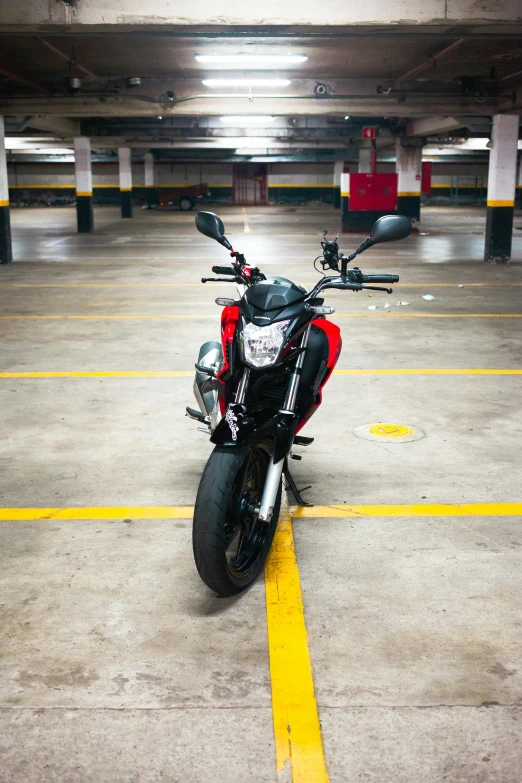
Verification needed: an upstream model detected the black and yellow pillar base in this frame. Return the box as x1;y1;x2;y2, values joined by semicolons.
334;188;341;209
397;193;421;221
485;201;514;263
146;186;157;209
120;188;133;218
76;193;94;233
0;201;12;264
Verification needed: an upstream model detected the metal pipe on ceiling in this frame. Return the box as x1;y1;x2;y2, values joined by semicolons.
35;36;113;89
0;66;51;94
387;39;466;89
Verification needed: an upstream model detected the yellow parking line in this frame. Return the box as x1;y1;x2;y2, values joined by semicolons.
265;507;329;783
0;371;194;378
0;369;521;379
2;283;522;289
0;506;194;521
1;313;522;320
2;503;521;521
294;503;522;518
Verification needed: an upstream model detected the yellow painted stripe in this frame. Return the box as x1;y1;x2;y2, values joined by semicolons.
341;191;349;197
0;371;193;378
0;199;9;207
76;191;92;197
0;315;216;319
0;507;194;521
6;283;522;289
265;506;329;782
2;313;522;320
268;183;334;188
120;188;133;192
333;368;522;375
398;191;421;197
294;503;522;518
2;503;522;522
1;369;521;379
487;200;514;207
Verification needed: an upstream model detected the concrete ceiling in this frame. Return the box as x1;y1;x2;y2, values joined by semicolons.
1;0;521;159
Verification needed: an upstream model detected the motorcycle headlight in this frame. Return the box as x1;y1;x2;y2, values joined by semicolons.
239;319;290;369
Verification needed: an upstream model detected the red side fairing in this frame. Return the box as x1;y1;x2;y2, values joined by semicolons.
296;317;342;432
217;305;240;413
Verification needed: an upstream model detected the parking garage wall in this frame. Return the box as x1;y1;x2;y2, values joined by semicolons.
7;160;512;207
6;161;233;206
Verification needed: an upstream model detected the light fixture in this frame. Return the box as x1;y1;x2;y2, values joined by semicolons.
157;115;163;120
344;115;350;120
202;78;291;88
195;53;307;67
219;115;275;124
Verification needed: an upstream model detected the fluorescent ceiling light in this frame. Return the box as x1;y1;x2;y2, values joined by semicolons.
220;115;275;124
202;78;291;88
195;53;307;67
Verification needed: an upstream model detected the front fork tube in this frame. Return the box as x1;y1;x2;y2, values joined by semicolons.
258;325;311;522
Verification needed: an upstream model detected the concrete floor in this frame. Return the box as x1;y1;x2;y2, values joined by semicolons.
1;204;522;781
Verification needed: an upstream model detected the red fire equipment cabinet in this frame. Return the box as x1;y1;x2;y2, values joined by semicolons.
341;172;399;233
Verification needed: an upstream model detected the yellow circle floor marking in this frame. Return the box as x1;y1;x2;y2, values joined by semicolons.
368;423;414;438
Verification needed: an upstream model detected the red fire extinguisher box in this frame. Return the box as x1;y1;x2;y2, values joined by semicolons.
349;173;398;211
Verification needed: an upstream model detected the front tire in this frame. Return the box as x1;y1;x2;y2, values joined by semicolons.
193;440;281;596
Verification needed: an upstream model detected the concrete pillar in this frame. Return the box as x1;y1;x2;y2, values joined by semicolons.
118;147;133;218
358;147;372;173
340;172;350;231
333;161;343;209
396;139;422;221
485;115;519;263
144;152;156;209
74;136;94;234
0;117;12;264
517;156;522;208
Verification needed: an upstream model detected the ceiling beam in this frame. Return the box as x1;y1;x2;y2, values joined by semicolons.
0;0;521;30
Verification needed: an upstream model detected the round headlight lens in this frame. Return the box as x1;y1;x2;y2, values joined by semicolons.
240;319;290;368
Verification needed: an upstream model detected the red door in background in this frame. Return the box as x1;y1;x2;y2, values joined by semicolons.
233;163;267;205
422;162;432;194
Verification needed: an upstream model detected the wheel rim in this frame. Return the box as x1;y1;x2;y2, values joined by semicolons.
223;446;273;579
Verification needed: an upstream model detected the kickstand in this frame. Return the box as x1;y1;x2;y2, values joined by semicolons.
283;459;313;507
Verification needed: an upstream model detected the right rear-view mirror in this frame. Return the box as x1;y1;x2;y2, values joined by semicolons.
369;215;412;245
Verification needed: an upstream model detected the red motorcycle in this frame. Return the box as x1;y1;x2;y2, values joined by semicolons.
188;211;411;595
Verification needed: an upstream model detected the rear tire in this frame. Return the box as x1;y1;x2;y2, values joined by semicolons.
193;440;281;596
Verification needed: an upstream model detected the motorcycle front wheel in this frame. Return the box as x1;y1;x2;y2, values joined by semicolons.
192;439;281;596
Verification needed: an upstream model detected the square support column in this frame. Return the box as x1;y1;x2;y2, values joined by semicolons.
144;152;156;209
485;115;519;263
0;117;12;264
333;161;343;209
396;139;422;221
358;147;372;173
340;172;350;231
118;147;133;218
74;136;93;234
517;155;522;208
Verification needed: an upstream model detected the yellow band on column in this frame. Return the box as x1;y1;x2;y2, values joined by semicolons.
0;199;9;207
76;192;92;197
398;191;421;197
120;188;133;192
487;199;514;207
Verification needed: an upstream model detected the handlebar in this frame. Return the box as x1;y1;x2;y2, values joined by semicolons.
212;265;236;276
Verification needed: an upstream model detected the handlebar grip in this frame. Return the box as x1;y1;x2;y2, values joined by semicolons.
361;274;399;284
212;266;235;276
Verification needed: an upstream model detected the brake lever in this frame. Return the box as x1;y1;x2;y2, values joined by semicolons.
361;284;393;294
